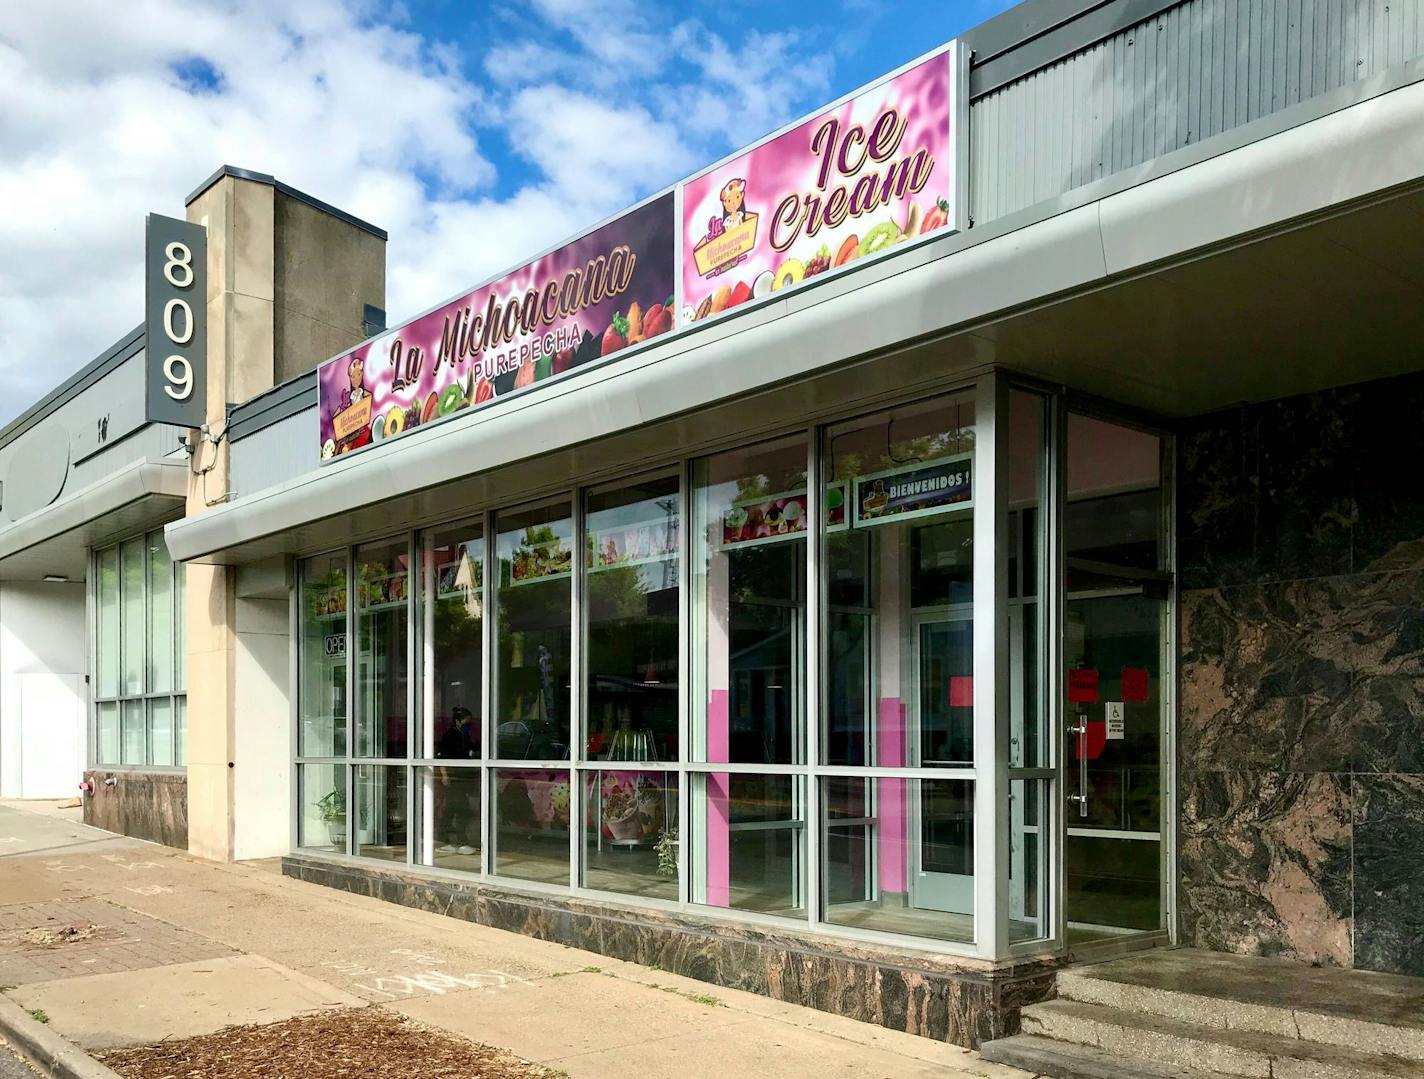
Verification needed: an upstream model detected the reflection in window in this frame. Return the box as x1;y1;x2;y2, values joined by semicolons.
493;768;571;884
299;553;348;758
92;531;186;767
355;540;409;759
585;476;680;763
694;772;804;917
355;764;407;861
692;436;807;765
298;762;346;853
821;777;974;943
417;767;481;871
495;503;573;760
583;769;678;900
422;524;483;760
821;392;976;768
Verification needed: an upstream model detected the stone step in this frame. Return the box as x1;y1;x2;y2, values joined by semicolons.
1057;949;1424;1063
980;1033;1233;1079
1021;999;1424;1079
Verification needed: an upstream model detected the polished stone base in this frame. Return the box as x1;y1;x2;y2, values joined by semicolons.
82;771;188;850
282;854;1057;1048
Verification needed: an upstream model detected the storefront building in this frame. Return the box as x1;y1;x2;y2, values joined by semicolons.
4;0;1422;1051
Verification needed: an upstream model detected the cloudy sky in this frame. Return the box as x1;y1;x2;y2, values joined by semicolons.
0;0;1010;423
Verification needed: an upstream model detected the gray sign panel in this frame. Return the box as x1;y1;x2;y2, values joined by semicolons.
144;213;207;427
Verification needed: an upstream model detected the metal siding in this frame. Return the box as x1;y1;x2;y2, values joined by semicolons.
971;0;1424;222
230;408;316;499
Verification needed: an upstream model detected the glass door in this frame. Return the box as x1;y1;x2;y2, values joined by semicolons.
909;614;974;913
1061;411;1170;944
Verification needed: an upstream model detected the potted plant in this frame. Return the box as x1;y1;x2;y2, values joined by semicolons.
316;787;346;847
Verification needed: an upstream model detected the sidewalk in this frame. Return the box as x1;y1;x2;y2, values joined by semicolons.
0;801;1034;1078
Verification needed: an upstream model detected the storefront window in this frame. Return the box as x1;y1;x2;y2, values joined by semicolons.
691;436;807;766
494;501;572;761
815;391;978;942
416;766;481;871
354;764;407;861
821;391;976;770
92;530;186;768
298;552;348;758
692;772;805;916
583;769;678;900
355;539;409;759
584;475;680;761
421;522;483;760
298;762;346;853
493;767;571;884
821;777;974;942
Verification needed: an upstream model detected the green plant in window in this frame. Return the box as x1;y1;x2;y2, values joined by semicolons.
654;827;678;878
317;786;346;847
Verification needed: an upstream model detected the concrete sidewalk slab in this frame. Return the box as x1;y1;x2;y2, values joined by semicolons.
0;803;1033;1078
9;954;364;1050
390;971;745;1062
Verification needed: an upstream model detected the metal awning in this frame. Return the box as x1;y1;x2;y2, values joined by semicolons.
0;459;188;581
167;71;1424;567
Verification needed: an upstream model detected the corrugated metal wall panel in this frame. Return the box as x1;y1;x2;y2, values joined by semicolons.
230;409;315;499
970;0;1424;222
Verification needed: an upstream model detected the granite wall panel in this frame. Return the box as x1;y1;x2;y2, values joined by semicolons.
82;770;188;850
1178;371;1424;978
283;854;1058;1049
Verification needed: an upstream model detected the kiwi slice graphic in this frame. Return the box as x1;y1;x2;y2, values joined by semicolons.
438;383;465;416
858;221;899;258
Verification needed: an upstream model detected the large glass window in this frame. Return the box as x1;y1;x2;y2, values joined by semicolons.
688;436;808;918
494;501;573;761
289;379;1166;961
816;390;978;943
355;540;409;759
92;530;186;768
298;553;348;758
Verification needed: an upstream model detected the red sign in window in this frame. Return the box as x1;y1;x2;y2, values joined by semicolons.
1068;667;1099;703
949;676;974;708
1121;666;1150;703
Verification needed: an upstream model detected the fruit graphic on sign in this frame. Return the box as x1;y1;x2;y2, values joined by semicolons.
772;258;804;291
421;392;439;425
438;383;465;416
859;221;898;258
834;235;859;267
921;198;950;234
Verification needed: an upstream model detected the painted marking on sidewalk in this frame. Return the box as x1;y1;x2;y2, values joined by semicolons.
101;855;163;871
351;968;532;1000
43;861;83;874
124;884;174;896
389;948;446;965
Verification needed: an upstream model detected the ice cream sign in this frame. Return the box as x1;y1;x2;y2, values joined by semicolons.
680;47;959;323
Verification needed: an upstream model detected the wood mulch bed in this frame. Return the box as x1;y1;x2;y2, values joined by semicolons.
97;1008;558;1079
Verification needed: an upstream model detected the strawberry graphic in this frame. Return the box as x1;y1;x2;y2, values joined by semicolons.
601;311;629;356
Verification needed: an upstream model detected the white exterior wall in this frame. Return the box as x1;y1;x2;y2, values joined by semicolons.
0;581;86;798
232;558;292;858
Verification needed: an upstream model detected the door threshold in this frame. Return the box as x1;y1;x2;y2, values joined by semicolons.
1065;927;1172;965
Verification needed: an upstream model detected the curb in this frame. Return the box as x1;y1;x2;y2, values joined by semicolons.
0;995;123;1079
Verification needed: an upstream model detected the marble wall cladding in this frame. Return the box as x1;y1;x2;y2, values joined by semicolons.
82;770;188;850
282;855;1058;1049
1177;371;1424;978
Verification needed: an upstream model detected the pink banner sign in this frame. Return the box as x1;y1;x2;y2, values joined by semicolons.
318;193;676;459
679;49;957;325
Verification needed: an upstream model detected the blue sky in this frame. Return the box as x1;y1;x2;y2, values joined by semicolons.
0;0;1015;420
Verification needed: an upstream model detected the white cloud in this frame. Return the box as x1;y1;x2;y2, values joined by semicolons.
0;0;833;423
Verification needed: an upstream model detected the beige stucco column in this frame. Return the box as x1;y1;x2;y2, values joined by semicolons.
182;170;384;861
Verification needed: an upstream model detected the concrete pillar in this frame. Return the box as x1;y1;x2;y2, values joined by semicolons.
182;171;384;861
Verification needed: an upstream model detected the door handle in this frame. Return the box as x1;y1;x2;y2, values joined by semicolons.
1066;719;1089;818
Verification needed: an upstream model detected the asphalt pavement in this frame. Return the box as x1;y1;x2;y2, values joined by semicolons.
0;1038;40;1078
